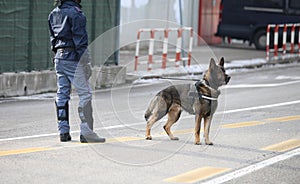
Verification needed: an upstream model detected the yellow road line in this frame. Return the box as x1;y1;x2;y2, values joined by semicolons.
106;136;143;143
0;147;54;157
262;139;300;152
170;128;194;135
164;167;231;183
266;115;300;122
74;137;144;144
2;137;144;156
221;121;266;129
2;115;299;157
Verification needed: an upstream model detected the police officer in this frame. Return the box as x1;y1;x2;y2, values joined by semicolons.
48;0;105;143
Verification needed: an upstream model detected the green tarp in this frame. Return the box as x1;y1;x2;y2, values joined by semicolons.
0;0;120;73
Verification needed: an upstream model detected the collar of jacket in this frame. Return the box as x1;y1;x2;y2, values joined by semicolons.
60;0;82;9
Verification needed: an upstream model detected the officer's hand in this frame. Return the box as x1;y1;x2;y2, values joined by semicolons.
83;63;92;80
51;46;57;53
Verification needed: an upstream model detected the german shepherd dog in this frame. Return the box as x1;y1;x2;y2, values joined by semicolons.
144;57;230;145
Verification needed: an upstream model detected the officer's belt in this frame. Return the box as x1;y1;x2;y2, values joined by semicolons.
57;47;75;52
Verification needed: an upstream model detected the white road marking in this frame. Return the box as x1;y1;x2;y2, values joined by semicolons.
225;80;300;89
0;133;59;142
275;75;300;80
1;100;300;142
201;147;300;184
221;100;300;114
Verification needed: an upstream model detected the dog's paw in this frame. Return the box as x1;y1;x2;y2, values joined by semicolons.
145;136;152;140
205;141;214;145
171;137;179;141
194;142;201;145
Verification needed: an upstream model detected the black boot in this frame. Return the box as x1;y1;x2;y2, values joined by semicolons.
80;133;105;143
60;133;72;142
56;101;72;142
78;101;105;143
78;101;93;130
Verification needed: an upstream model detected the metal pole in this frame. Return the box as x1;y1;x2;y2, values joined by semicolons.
178;0;185;66
27;0;34;72
90;0;96;66
114;0;120;65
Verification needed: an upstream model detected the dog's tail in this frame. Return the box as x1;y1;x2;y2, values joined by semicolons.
144;96;159;121
144;109;151;121
144;103;154;121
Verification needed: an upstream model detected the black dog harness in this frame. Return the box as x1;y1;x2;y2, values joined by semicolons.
189;80;219;102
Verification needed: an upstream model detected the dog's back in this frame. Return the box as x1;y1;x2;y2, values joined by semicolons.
144;84;194;121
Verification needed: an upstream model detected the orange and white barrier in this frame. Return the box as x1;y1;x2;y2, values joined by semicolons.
266;23;300;61
134;27;193;71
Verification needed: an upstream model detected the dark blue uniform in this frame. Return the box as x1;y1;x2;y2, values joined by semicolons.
48;0;105;143
48;0;88;61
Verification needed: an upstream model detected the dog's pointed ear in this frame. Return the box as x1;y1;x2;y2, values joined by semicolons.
219;57;225;66
209;58;216;70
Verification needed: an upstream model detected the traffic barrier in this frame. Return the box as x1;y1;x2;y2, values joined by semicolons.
134;27;193;71
266;23;300;61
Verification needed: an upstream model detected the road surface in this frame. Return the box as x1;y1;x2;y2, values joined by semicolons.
0;62;300;184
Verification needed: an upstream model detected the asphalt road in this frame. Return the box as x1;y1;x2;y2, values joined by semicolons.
1;62;300;184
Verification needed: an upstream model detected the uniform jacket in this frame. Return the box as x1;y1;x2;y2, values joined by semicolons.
48;0;88;61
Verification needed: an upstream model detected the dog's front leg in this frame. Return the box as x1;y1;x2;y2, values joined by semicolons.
204;116;213;145
194;114;202;145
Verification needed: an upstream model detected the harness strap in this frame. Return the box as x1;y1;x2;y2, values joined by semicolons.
189;80;219;102
201;95;218;101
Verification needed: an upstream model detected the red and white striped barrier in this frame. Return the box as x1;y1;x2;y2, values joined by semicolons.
134;27;193;71
266;23;300;61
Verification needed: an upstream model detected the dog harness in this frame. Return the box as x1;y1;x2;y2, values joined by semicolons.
189;80;219;102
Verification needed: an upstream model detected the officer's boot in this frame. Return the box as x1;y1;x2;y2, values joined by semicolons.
55;101;72;142
78;101;105;143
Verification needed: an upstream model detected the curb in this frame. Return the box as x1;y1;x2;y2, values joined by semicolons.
1;58;299;98
126;58;300;83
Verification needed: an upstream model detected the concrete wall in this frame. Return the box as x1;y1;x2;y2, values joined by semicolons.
0;66;126;97
0;71;56;97
93;65;127;88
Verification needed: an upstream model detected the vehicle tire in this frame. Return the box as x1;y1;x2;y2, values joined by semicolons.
253;30;267;50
